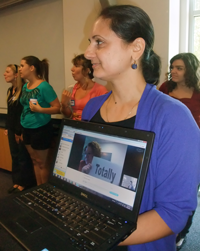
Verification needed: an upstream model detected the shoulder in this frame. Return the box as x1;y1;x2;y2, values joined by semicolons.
91;82;108;95
82;92;111;120
87;92;110;106
22;83;28;89
39;81;50;87
137;84;194;130
39;81;55;91
159;82;169;94
7;86;12;92
193;90;200;98
94;82;107;90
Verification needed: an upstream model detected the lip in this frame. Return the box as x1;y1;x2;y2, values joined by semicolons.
92;63;100;69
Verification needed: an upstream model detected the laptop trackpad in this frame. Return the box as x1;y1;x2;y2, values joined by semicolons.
16;216;42;234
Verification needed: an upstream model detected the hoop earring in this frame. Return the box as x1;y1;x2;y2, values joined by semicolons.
131;61;137;69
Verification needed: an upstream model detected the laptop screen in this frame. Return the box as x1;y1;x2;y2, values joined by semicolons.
52;124;147;211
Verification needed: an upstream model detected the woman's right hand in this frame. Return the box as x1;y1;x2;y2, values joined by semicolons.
82;163;92;174
61;90;72;106
4;130;8;136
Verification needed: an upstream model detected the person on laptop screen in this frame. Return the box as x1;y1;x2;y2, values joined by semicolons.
78;141;101;174
82;5;200;251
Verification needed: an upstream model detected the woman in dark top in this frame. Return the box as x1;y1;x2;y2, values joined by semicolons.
4;64;36;193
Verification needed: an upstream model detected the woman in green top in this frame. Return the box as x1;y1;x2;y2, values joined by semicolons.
19;56;60;185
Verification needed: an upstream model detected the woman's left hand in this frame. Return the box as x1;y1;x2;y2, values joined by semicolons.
29;101;42;112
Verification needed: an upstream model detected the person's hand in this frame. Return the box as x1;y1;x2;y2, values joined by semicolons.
82;163;92;174
4;130;8;136
61;90;72;106
73;112;81;120
15;134;21;144
29;101;42;112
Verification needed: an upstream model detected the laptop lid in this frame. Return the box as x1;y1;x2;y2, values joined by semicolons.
49;119;154;225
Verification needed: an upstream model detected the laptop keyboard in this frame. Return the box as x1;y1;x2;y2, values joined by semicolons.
15;184;126;250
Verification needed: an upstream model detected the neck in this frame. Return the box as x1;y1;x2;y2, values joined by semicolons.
27;75;41;85
79;78;94;90
111;75;146;104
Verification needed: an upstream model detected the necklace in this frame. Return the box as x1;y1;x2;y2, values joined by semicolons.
106;94;139;122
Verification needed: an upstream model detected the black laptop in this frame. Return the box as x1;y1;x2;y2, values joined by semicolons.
0;119;154;251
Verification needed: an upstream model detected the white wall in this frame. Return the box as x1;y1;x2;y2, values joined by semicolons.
62;0;170;88
0;0;65;113
0;0;172;112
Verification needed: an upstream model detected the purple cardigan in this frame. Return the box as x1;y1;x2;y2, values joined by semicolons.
82;83;200;251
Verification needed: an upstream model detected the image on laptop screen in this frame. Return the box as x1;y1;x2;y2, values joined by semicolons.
53;125;147;211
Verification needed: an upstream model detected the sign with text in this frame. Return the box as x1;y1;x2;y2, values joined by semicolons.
89;157;122;185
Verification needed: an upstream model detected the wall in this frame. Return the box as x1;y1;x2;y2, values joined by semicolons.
62;0;170;88
0;0;65;114
0;0;171;112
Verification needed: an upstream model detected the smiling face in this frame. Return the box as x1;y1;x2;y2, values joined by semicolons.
84;17;133;82
71;61;85;82
170;59;186;85
84;146;94;164
4;67;16;84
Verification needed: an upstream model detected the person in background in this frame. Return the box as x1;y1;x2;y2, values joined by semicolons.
82;5;200;251
78;141;101;174
159;52;200;250
60;54;107;120
128;181;134;191
19;56;60;186
4;64;36;193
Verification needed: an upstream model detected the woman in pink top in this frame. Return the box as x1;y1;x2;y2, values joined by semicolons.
61;54;107;120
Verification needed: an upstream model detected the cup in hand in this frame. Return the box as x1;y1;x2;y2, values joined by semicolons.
30;98;37;105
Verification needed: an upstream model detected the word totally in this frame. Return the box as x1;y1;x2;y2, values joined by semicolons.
95;164;116;183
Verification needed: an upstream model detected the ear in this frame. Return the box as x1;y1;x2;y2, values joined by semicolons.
130;37;146;62
87;68;91;75
30;65;35;72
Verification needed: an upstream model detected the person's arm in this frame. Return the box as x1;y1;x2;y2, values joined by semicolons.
60;89;73;118
29;97;60;114
60;103;73;118
119;210;173;246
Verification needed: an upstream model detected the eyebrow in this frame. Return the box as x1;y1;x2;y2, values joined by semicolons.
171;65;185;68
88;35;102;41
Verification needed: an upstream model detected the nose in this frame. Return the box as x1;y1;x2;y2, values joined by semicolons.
84;44;95;60
171;67;176;74
71;65;75;72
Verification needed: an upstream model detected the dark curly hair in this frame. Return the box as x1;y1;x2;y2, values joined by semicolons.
166;53;200;92
72;54;94;79
84;141;101;157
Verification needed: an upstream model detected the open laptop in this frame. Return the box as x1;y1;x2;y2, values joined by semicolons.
0;119;154;251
